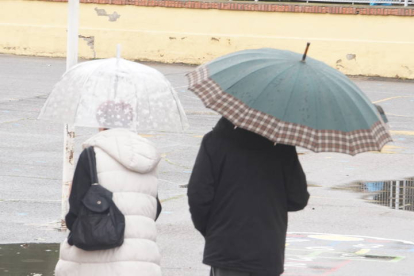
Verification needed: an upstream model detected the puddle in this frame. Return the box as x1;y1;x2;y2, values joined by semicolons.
285;232;414;275
334;178;414;212
0;243;59;276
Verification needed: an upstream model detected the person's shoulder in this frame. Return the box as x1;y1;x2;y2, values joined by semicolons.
200;130;214;144
79;147;90;159
201;130;222;154
74;148;91;171
275;143;297;155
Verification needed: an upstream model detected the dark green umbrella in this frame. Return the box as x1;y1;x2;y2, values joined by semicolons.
187;47;392;155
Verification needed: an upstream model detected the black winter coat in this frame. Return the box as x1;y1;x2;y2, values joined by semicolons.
188;118;309;276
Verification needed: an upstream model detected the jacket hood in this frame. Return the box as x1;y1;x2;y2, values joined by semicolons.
83;128;161;173
213;117;274;150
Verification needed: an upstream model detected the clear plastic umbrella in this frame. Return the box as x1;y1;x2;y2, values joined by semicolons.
39;56;189;132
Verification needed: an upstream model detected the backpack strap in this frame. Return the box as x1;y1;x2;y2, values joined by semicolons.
86;147;99;185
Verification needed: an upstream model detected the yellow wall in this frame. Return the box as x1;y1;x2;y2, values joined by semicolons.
1;0;414;78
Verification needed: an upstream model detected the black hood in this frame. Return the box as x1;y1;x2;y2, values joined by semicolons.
212;117;274;150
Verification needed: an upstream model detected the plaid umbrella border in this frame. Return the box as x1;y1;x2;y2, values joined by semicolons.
187;66;392;155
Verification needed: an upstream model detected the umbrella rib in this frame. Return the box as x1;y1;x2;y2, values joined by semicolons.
311;67;386;153
247;64;297;109
221;62;296;102
143;76;153;130
208;49;295;65
279;65;303;122
73;60;113;126
300;65;320;149
197;62;295;114
311;67;355;152
318;68;376;129
130;73;141;130
207;62;298;130
38;60;112;122
325;71;372;105
130;69;187;132
169;87;189;131
311;67;352;131
208;60;293;86
321;67;378;120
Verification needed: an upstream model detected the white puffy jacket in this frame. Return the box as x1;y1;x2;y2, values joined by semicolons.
55;128;162;276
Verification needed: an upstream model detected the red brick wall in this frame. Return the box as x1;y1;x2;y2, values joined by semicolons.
38;0;414;16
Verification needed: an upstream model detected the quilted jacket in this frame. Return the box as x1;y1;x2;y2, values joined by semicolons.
55;128;162;276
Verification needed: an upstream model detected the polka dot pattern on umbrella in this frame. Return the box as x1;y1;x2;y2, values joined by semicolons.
96;101;134;128
38;58;189;132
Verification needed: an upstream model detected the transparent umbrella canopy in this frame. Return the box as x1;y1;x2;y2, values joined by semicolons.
39;57;189;132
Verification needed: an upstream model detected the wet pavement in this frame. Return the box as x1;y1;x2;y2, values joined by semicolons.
0;243;59;276
284;232;414;276
1;54;414;275
3;233;414;276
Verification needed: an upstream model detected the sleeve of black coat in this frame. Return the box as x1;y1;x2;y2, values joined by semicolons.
65;149;92;230
187;136;215;237
283;146;309;212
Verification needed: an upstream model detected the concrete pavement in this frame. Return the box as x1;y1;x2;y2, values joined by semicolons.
0;54;413;276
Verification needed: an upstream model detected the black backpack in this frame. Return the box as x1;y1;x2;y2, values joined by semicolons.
69;147;125;251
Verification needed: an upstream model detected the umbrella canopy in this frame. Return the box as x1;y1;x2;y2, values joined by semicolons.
187;48;392;155
39;58;189;132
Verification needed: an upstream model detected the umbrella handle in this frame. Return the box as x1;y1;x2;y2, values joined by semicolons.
301;42;311;62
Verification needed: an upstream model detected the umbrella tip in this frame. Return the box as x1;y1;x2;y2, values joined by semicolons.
301;42;311;62
116;44;122;59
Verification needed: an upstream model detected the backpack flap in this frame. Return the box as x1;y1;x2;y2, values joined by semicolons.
82;184;112;213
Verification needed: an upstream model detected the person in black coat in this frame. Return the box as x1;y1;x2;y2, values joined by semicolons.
188;117;309;276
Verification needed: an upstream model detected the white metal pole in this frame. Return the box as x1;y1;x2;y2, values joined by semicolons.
61;0;80;229
404;0;408;7
67;0;79;71
116;44;122;59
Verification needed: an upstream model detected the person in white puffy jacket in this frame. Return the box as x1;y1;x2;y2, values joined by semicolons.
55;128;162;276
